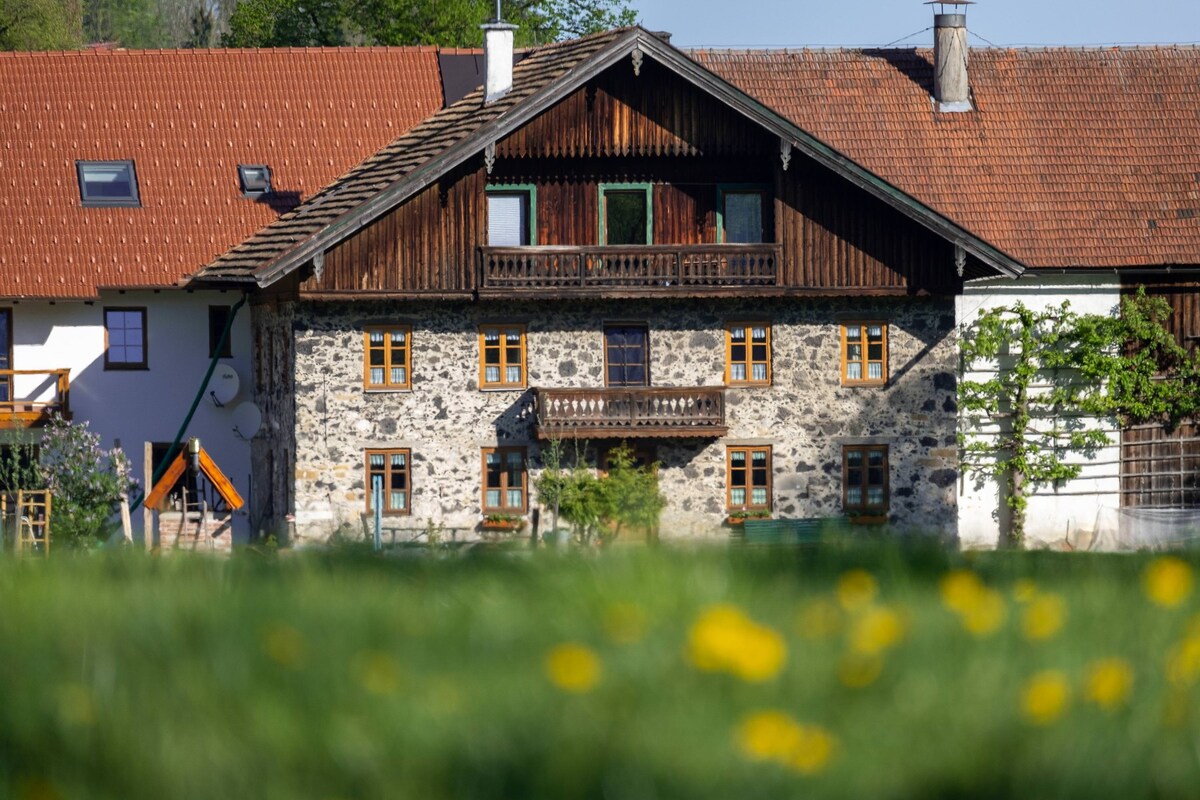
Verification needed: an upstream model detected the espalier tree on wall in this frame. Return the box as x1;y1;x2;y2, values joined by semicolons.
959;289;1200;547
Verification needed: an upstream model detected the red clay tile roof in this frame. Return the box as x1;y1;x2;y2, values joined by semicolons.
0;47;443;298
694;46;1200;269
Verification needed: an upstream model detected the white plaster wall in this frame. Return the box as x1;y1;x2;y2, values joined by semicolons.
7;290;253;541
956;274;1121;549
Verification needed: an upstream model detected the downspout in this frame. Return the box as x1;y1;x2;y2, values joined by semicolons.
129;293;248;513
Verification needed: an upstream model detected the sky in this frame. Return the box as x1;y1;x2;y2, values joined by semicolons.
630;0;1200;48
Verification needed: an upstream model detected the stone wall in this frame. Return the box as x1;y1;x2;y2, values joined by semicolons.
272;296;959;543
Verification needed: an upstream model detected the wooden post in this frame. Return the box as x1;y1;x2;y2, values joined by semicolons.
119;493;133;545
143;441;153;551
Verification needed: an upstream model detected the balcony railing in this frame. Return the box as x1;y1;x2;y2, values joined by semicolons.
0;369;71;429
480;244;781;294
533;386;727;440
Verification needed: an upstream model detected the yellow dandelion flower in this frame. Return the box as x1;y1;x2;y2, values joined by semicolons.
544;643;601;693
603;603;648;645
787;724;838;776
837;569;878;612
688;605;786;682
1084;658;1134;710
940;569;986;614
837;651;884;689
849;606;907;655
1021;670;1071;725
350;651;401;695
1012;579;1038;603
1144;557;1194;608
261;623;306;669
735;711;838;776
1021;593;1066;642
1166;636;1200;688
798;597;843;640
962;588;1006;637
55;683;96;727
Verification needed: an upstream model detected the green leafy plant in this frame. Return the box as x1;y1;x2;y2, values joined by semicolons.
728;509;771;522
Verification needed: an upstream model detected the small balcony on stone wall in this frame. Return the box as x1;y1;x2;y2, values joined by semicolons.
479;244;781;298
532;386;727;440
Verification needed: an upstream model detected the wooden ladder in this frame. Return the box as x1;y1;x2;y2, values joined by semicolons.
10;490;51;555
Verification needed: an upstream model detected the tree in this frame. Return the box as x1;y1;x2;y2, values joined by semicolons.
84;0;169;47
183;2;215;48
959;289;1200;547
0;0;83;50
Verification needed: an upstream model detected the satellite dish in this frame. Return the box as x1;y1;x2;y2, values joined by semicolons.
231;402;262;440
210;364;240;407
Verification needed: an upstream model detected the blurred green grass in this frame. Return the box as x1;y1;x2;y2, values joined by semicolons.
0;540;1198;800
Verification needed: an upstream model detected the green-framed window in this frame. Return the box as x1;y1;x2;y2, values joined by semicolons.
486;184;537;246
717;184;768;244
599;182;653;245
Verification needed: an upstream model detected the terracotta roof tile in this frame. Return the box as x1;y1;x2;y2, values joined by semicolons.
0;46;443;298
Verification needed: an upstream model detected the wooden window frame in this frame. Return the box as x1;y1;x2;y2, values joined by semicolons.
598;182;653;245
481;446;528;514
842;445;890;514
363;325;412;391
208;305;233;359
478;324;527;390
726;445;772;512
841;321;888;386
716;184;769;244
365;448;412;516
485;184;537;246
725;322;772;386
103;306;148;370
603;323;650;388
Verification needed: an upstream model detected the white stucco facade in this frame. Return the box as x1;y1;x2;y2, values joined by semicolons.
4;289;254;542
956;273;1122;549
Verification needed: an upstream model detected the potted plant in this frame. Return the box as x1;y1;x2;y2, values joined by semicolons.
726;509;772;526
481;513;526;532
846;510;888;526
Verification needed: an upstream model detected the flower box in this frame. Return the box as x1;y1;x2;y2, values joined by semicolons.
848;514;888;526
727;514;772;526
481;517;526;532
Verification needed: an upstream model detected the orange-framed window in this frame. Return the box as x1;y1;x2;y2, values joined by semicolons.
727;446;772;512
364;326;411;390
842;322;887;385
366;449;411;515
726;322;771;386
843;445;889;513
479;325;526;389
482;447;527;513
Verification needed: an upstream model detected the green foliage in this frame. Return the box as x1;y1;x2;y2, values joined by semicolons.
38;415;137;549
959;290;1200;547
0;0;83;50
183;1;214;47
83;0;171;47
0;437;41;494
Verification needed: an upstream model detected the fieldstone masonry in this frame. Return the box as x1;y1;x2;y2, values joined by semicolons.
265;296;959;542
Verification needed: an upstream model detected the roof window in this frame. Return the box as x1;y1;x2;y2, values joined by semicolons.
76;161;140;207
238;164;272;197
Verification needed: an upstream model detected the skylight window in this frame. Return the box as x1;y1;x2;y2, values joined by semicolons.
238;164;272;197
76;161;140;207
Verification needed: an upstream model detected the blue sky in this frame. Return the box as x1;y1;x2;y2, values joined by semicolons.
630;0;1200;48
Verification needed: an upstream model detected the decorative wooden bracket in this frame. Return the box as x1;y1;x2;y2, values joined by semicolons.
955;244;966;277
484;142;496;174
632;46;644;77
780;138;792;171
313;251;324;282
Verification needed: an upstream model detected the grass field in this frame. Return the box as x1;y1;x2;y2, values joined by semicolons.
1;541;1199;799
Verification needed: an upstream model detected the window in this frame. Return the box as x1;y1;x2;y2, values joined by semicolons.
718;187;766;243
238;164;272;197
604;325;649;387
842;322;888;385
0;309;11;403
599;183;652;245
482;447;527;513
76;160;140;207
727;446;772;511
366;449;411;515
364;326;412;390
726;323;771;386
104;307;147;369
843;445;889;513
486;186;536;246
479;324;526;389
208;306;233;358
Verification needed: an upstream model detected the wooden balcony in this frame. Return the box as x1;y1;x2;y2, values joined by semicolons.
533;386;727;440
479;244;781;296
0;370;71;430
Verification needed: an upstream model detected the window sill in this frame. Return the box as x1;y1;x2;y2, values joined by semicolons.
726;381;772;389
842;381;888;389
104;364;149;371
364;387;413;394
479;386;527;393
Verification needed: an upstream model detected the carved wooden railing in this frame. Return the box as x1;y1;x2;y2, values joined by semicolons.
0;369;71;429
480;244;781;293
533;386;727;439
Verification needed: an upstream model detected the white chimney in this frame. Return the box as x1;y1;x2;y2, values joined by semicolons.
931;1;972;112
482;13;518;105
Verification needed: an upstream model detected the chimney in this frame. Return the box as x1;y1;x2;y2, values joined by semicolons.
930;1;973;112
482;2;518;105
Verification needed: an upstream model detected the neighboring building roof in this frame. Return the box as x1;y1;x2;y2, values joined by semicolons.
0;46;443;298
200;27;1023;286
695;46;1200;269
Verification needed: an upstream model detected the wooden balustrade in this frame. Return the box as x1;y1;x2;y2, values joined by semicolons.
0;369;71;429
533;386;727;439
480;244;781;295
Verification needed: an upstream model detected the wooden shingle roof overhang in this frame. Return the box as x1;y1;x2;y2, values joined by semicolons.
197;27;1024;288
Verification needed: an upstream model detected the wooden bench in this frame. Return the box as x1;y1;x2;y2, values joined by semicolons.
738;517;846;546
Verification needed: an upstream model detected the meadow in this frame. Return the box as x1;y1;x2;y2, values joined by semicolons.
1;540;1198;799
